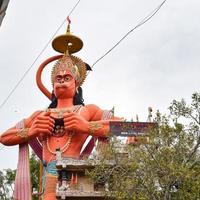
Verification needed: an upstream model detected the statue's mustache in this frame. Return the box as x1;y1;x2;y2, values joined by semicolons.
55;84;68;89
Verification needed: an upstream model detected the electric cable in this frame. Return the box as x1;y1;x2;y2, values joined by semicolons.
90;0;167;69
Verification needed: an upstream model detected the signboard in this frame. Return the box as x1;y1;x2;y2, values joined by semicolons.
110;121;157;137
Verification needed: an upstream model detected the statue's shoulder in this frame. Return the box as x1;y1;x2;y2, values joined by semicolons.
23;110;43;128
26;110;44;121
85;104;101;110
85;104;103;120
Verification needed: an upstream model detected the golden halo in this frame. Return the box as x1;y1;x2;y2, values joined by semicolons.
52;34;83;54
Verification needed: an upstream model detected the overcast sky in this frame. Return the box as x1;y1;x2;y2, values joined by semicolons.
0;0;200;169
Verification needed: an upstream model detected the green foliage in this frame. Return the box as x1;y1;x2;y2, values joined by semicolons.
0;169;16;200
0;152;40;200
30;152;40;200
88;93;200;200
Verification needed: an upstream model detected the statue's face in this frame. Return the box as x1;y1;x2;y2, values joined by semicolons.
53;70;76;99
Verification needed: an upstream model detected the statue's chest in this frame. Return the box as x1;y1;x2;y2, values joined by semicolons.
48;134;68;146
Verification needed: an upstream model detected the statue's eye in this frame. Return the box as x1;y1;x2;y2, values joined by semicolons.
56;76;62;82
64;75;72;82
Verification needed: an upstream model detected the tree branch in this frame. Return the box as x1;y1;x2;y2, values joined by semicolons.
184;136;200;165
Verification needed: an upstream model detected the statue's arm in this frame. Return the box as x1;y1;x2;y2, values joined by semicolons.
0;111;54;146
85;104;121;137
63;104;121;137
0;111;41;146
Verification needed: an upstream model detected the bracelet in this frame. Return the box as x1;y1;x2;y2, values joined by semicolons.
16;128;29;140
89;122;102;135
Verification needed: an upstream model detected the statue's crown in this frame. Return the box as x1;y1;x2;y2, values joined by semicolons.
51;20;88;86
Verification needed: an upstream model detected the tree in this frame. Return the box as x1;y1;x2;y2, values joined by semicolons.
0;168;16;200
30;152;40;200
88;93;200;200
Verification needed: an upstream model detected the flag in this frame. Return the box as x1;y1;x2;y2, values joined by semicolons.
67;16;71;24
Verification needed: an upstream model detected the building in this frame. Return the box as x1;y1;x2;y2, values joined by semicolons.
0;0;10;26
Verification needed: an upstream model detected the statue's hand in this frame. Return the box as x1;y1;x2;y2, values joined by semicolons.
63;112;89;134
29;112;54;137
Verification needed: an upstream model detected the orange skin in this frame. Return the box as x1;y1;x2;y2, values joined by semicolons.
0;70;115;200
1;70;111;157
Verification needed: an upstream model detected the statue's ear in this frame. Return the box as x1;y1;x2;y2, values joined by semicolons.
85;63;92;71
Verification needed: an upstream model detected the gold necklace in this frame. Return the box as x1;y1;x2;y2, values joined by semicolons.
46;105;81;118
45;105;82;155
46;132;74;155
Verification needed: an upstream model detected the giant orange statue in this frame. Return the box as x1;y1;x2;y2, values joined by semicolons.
0;22;118;200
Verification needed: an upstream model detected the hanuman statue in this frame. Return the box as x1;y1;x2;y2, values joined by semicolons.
0;22;119;200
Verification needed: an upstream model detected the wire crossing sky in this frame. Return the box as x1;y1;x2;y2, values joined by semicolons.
90;0;167;69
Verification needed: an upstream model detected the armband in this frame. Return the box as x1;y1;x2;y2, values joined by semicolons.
89;122;103;135
16;128;29;140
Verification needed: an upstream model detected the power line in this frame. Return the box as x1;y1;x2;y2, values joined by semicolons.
0;0;81;111
68;0;81;16
90;0;167;69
